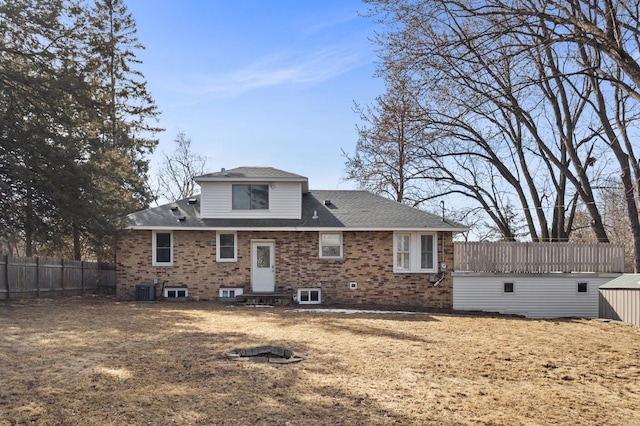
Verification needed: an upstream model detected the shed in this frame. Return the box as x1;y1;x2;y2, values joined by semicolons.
453;272;618;319
599;274;640;327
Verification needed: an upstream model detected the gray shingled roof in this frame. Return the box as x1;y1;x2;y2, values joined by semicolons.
124;190;467;231
196;166;307;180
195;167;310;193
600;274;640;290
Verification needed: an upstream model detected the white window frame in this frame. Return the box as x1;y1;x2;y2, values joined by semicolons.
152;231;173;266
420;234;435;271
164;287;188;298
219;288;243;298
231;184;269;210
298;288;321;304
394;233;411;271
216;231;237;262
319;232;343;259
393;232;438;273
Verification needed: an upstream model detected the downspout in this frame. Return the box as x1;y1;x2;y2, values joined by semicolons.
433;231;446;287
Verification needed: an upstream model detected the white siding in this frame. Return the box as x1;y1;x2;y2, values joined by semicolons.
200;181;301;219
453;273;619;319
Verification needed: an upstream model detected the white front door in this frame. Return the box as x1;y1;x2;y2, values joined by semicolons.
252;242;275;292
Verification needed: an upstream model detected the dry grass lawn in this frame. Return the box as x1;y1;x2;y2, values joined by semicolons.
1;297;639;425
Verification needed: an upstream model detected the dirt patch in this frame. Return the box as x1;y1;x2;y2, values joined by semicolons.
1;296;639;425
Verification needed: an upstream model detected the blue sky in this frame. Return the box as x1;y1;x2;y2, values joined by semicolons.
127;0;383;193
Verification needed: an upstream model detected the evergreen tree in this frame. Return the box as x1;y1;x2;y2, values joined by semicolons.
79;0;161;261
0;0;161;261
0;0;88;256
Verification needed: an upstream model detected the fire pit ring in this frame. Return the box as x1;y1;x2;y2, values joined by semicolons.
224;345;305;364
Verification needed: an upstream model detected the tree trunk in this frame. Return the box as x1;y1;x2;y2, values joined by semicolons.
73;223;82;261
25;185;34;257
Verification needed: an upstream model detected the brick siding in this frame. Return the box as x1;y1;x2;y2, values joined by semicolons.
116;230;454;309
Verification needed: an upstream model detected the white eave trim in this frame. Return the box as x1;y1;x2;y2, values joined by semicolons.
127;225;468;233
194;176;310;193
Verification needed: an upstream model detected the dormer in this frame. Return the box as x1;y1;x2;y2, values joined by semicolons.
194;167;309;219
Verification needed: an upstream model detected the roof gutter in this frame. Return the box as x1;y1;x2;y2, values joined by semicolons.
126;225;469;233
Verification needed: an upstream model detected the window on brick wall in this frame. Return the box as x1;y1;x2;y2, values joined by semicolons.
420;235;434;270
319;232;342;258
217;231;237;262
298;288;321;304
393;232;437;273
152;231;173;266
219;288;243;298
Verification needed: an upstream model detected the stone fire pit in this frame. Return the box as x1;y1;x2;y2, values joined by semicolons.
224;345;305;364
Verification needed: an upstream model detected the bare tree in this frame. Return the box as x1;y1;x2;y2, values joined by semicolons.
155;131;207;203
427;0;640;268
601;181;636;272
359;0;640;271
362;0;605;242
344;74;431;205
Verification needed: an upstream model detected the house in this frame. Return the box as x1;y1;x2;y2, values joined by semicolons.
116;167;467;307
599;274;640;327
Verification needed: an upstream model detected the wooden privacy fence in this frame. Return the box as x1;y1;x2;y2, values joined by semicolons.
0;255;116;300
454;242;626;273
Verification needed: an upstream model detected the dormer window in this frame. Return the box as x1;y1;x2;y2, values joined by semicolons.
232;184;269;210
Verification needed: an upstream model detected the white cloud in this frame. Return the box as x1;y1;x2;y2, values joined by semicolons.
299;12;360;35
185;44;367;98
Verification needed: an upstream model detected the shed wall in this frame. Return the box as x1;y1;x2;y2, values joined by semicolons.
453;273;619;318
599;289;640;327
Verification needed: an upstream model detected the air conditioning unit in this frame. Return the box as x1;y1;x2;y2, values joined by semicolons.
136;284;156;301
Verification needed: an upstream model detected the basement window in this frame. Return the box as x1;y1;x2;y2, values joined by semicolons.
164;287;188;299
503;282;514;293
219;288;243;300
221;289;235;298
298;288;321;304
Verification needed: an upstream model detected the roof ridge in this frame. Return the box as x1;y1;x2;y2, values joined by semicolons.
196;166;307;180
